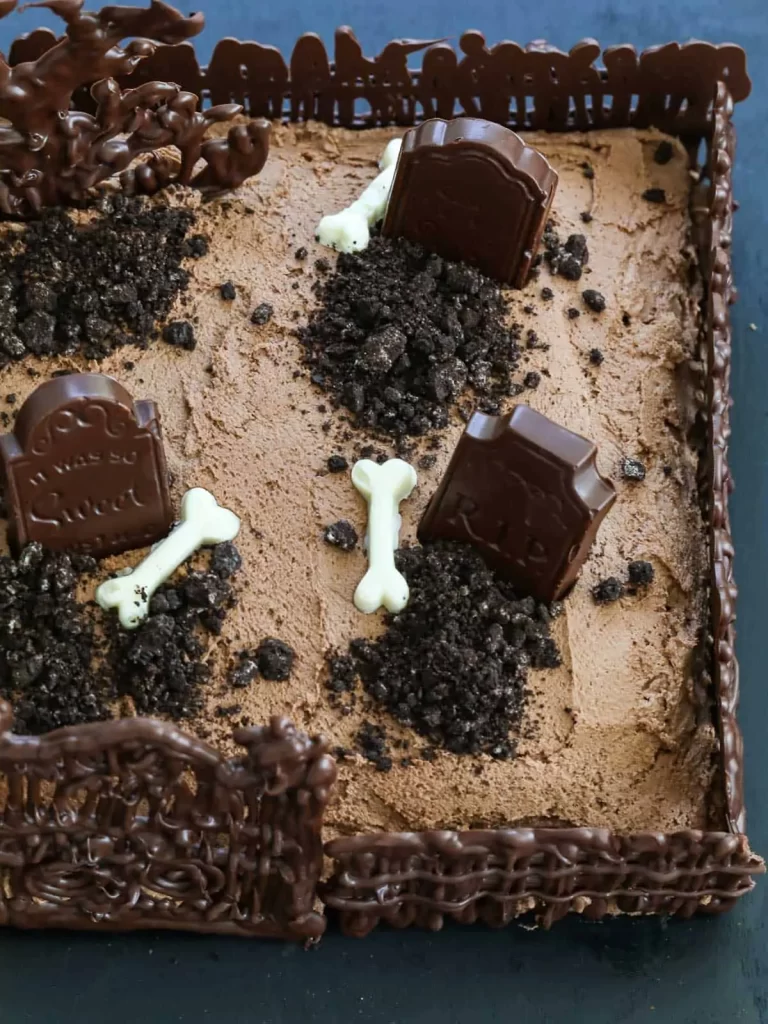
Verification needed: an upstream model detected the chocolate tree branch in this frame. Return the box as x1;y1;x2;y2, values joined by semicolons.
0;1;270;216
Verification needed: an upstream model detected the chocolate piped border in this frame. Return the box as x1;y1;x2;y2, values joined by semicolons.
0;28;763;938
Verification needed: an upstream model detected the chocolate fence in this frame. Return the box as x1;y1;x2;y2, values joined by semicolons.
0;23;763;938
0;704;334;938
7;28;751;136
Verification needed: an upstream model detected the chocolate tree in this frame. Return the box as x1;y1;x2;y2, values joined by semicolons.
0;0;271;216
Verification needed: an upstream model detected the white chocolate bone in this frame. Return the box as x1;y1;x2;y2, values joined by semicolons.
315;138;402;253
351;458;417;614
96;488;240;630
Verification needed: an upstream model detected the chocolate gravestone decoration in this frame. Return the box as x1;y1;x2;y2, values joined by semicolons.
418;406;616;601
0;374;173;558
381;117;558;288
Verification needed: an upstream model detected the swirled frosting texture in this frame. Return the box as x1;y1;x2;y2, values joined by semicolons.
0;121;716;836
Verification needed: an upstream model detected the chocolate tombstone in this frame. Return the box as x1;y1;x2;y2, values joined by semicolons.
0;374;173;558
418;406;616;601
381;117;558;287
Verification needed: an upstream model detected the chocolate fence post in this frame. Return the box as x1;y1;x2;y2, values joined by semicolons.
334;26;377;125
381;117;558;288
419;42;459;121
418;406;616;601
290;33;333;122
0;373;173;558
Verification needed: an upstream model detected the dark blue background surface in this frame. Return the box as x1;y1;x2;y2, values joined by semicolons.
1;2;767;1021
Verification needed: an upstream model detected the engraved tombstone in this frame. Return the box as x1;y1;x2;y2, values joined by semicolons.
418;406;616;601
0;374;173;557
381;117;558;287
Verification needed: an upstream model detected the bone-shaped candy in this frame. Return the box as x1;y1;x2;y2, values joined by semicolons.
315;138;402;254
96;487;240;629
352;458;417;614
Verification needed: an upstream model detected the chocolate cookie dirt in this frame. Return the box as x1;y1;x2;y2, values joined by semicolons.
0;196;205;363
299;236;526;437
328;542;561;758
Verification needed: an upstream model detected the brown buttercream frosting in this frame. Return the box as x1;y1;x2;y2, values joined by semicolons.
0;120;716;838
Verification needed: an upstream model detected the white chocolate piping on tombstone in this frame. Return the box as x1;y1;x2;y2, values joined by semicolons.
351;458;417;614
95;487;240;630
315;138;402;254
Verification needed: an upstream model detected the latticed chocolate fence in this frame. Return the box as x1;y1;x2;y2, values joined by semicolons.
0;703;335;938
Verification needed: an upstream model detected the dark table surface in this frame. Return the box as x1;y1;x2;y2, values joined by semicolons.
1;1;767;1021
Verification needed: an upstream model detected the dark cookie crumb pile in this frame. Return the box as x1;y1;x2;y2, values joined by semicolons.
542;225;589;281
299;236;525;438
109;543;241;719
323;520;358;551
642;188;666;204
228;635;295;687
592;577;625;604
589;347;605;366
0;543;112;734
0;195;205;364
327;454;349;473
594;561;655;604
254;638;295;681
162;320;196;350
621;456;647;481
210;540;243;579
219;281;237;301
628;560;655;587
356;721;393;772
326;542;561;758
251;302;274;326
582;289;606;313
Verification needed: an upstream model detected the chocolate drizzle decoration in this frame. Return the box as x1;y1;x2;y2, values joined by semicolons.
0;25;761;939
0;0;270;216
